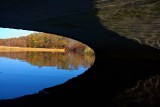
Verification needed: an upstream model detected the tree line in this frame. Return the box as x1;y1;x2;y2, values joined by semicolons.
0;32;93;53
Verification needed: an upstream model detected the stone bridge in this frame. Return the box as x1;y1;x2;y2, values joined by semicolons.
0;0;160;106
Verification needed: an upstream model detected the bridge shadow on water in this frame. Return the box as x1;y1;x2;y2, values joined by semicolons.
0;0;160;107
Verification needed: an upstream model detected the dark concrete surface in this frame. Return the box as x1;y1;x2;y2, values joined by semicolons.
0;0;160;107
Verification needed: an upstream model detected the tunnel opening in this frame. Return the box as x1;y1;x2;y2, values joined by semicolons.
0;27;95;100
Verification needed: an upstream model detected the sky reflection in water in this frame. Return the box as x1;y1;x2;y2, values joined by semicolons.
0;52;94;99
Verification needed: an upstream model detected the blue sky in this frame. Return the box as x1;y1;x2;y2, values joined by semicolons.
0;27;35;39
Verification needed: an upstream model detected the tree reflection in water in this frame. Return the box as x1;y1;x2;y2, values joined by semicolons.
0;52;95;70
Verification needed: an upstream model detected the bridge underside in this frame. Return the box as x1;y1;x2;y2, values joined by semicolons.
0;0;160;106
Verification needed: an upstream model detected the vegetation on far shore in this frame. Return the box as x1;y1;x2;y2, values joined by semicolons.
0;32;94;54
0;46;65;52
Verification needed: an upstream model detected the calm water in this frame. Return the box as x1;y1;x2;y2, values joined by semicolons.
0;52;95;99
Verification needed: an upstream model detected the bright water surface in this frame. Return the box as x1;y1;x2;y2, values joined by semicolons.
0;52;95;99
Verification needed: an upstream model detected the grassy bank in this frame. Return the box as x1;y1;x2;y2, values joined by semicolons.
0;46;65;52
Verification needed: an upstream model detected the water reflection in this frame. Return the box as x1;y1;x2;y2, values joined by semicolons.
0;52;95;69
0;52;95;99
114;75;160;107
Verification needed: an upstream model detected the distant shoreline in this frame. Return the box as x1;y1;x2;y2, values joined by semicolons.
0;46;65;52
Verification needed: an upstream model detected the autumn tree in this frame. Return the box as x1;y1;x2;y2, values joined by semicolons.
0;32;89;53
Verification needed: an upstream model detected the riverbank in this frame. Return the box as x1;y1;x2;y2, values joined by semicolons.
0;46;65;52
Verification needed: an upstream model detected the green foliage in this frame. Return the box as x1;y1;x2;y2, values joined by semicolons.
84;46;95;55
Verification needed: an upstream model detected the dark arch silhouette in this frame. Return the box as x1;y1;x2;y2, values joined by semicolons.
0;0;160;106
